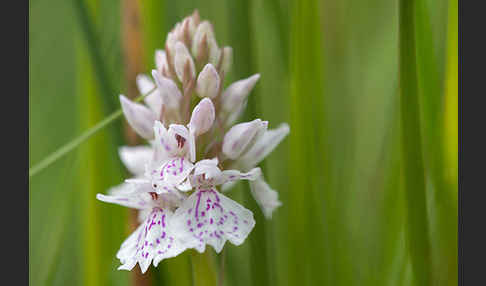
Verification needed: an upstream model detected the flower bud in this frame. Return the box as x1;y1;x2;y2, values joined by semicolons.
174;42;196;84
151;70;182;110
120;95;156;140
188;10;200;37
192;21;219;65
165;31;178;59
222;119;267;160
188;98;215;162
189;98;216;136
221;74;260;113
196;63;220;98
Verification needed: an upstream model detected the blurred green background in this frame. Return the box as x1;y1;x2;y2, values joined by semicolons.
29;0;457;285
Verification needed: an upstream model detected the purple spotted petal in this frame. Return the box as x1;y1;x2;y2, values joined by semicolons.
172;188;255;253
152;157;194;190
153;121;178;164
117;208;186;273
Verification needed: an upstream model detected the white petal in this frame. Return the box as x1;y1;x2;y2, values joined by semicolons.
193;158;221;179
151;157;195;192
120;95;156;140
222;119;267;160
177;179;193;192
136;74;162;119
136;74;156;95
174;41;196;83
168;124;191;159
117;208;187;273
119;146;153;175
152;70;182;110
172;189;255;253
239;123;290;169
196;64;220;99
249;177;282;219
215;167;261;186
96;192;153;210
221;74;260;114
153;121;178;163
168;124;190;141
138;209;151;223
108;181;138;196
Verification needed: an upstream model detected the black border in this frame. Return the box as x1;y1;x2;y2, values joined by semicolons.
460;0;486;284
5;0;28;284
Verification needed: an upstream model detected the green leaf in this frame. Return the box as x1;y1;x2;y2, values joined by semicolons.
399;1;432;285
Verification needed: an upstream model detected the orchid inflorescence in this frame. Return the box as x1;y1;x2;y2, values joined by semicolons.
96;10;290;273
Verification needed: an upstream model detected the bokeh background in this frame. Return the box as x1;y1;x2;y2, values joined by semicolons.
29;0;458;285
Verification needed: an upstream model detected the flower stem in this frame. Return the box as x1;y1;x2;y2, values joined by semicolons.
29;88;155;178
217;248;226;286
190;251;217;286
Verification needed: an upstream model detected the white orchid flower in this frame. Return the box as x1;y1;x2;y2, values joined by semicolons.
96;191;187;274
171;159;261;253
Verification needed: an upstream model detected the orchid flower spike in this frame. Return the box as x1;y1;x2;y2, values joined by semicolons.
98;10;290;274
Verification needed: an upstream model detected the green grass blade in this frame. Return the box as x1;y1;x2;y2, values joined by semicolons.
399;1;432;285
28;88;153;179
289;0;329;285
72;0;118;114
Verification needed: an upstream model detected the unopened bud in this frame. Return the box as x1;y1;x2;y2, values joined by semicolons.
151;70;182;110
192;21;219;66
222;119;267;160
189;98;215;136
222;74;260;111
174;42;196;84
188;98;215;162
196;63;220;98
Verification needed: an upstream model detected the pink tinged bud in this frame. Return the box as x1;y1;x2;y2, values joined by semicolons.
120;95;156;140
188;98;215;162
188;11;199;37
174;42;196;84
166;31;178;57
189;98;215;136
220;46;233;75
136;74;162;119
222;119;267;160
151;70;182;110
221;74;261;113
196;64;220;99
192;21;219;65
